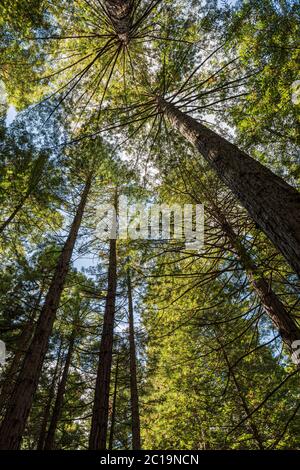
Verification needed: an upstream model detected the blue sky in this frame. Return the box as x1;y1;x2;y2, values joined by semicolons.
6;105;17;126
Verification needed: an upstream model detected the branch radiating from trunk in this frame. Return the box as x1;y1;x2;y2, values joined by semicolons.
0;174;92;450
159;97;300;278
89;237;117;450
216;333;265;450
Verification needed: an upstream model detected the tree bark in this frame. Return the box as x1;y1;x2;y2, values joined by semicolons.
36;341;63;450
0;315;35;414
0;174;92;450
108;353;119;451
221;218;300;354
104;0;133;44
44;332;75;450
158;97;300;277
127;269;141;450
89;237;117;450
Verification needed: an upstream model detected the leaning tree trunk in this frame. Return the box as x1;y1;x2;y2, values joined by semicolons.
104;0;133;44
0;154;47;234
127;270;141;450
108;353;119;451
0;194;30;234
158;97;300;278
220;218;300;355
44;331;76;450
0;311;37;414
89;237;117;450
0;173;92;450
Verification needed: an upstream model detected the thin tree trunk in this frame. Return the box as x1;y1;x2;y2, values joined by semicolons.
89;237;117;450
0;173;92;450
104;0;133;44
0;154;47;234
158;97;300;277
127;269;141;450
216;334;265;450
108;353;119;451
44;332;76;450
0;193;30;234
36;342;63;450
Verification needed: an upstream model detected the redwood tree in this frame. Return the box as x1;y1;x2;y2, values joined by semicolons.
0;172;92;450
127;269;141;449
158;97;300;278
89;237;117;450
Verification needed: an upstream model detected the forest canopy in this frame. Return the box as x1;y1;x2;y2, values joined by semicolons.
0;0;299;452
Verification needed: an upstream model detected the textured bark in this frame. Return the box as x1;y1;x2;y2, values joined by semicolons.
219;216;300;355
104;0;133;44
44;333;75;450
159;97;300;277
0;174;92;450
0;315;35;414
89;237;117;450
127;270;141;450
36;343;63;450
108;353;119;451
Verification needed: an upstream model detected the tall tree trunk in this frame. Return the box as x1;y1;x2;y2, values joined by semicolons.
0;285;44;413
0;174;92;450
180;166;300;359
36;341;63;450
0;315;35;414
44;332;76;450
127;269;141;450
89;237;117;450
221;218;300;354
158;97;300;277
104;0;133;44
108;353;119;451
215;333;265;450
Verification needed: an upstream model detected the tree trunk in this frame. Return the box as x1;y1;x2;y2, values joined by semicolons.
158;97;300;277
0;316;35;414
104;0;133;44
89;237;117;450
0;174;92;450
36;342;63;450
221;218;300;354
108;353;119;451
127;269;141;450
44;332;75;450
0;193;30;234
0;285;44;413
